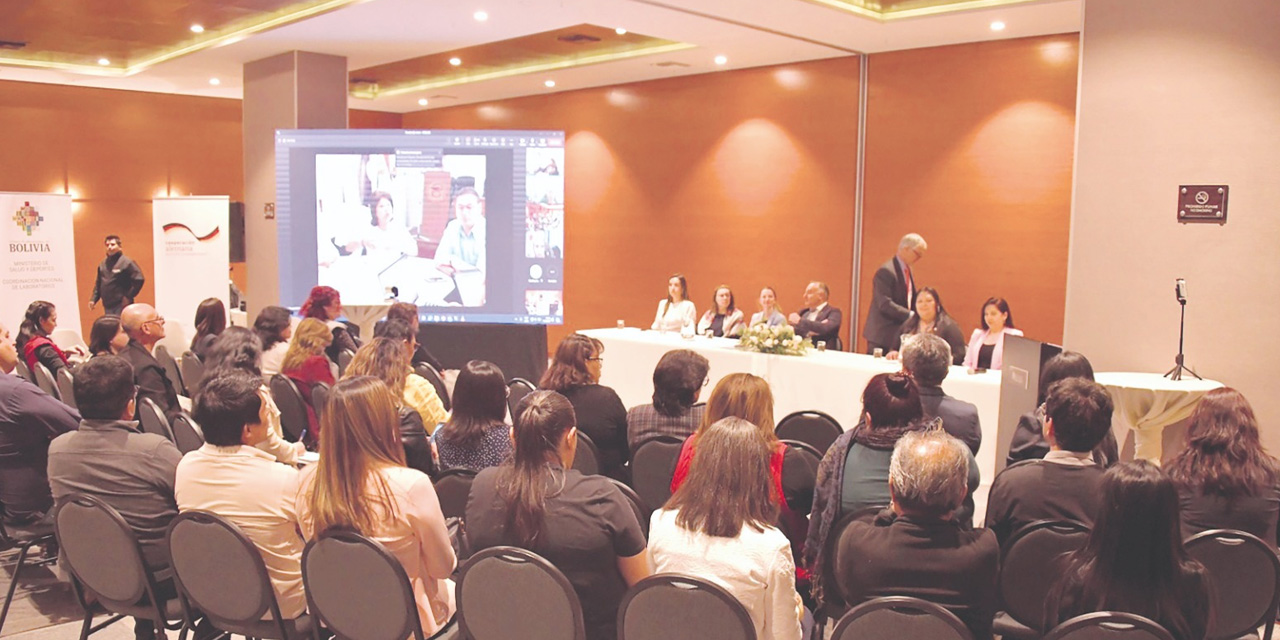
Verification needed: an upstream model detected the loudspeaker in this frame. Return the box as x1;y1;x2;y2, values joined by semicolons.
229;201;245;262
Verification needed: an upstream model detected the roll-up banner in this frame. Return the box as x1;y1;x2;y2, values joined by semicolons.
1;192;80;338
152;196;229;352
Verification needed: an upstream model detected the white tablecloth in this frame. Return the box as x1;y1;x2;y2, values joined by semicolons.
1094;372;1222;463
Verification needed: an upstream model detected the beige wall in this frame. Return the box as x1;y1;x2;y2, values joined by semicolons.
1066;1;1280;449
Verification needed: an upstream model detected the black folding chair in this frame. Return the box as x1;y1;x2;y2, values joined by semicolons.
137;397;177;443
1185;528;1280;640
180;351;205;396
618;573;756;640
775;410;843;455
1043;612;1175;640
629;435;685;513
14;359;33;384
154;345;186;397
832;595;973;640
507;378;536;424
0;516;57;634
434;469;478;520
414;363;451;412
337;349;355;379
56;366;77;410
457;546;585;640
817;506;885;635
269;374;309;443
311;382;330;424
32;362;60;400
995;519;1091;638
607;478;650;536
170;413;206;454
572;431;601;476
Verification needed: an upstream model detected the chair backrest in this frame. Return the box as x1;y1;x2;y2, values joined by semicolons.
180;351;205;396
14;359;32;384
337;349;355;378
269;374;309;443
619;573;756;640
832;596;974;640
167;511;288;633
414;362;451;412
608;478;650;536
824;506;885;611
630;436;686;513
303;529;425;640
1000;519;1092;630
311;382;330;423
1185;528;1280;640
457;546;585;640
56;366;77;410
32;362;59;399
170;413;206;454
137;397;177;443
507;378;536;423
775;410;843;455
1043;612;1175;640
572;431;601;476
50;328;86;353
53;493;161;611
154;344;186;397
434;468;478;520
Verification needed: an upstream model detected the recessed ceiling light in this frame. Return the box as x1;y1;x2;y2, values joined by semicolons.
97;57;110;66
714;55;728;65
418;98;429;106
190;24;204;33
449;57;462;66
615;27;627;35
990;20;1006;31
544;80;556;88
209;77;220;86
474;10;488;21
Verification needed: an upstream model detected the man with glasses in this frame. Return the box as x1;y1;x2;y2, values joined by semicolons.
119;303;182;421
863;233;927;355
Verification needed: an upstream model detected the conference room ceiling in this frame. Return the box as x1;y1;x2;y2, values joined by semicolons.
0;0;1080;113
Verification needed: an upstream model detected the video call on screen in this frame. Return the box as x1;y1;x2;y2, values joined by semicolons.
275;129;566;325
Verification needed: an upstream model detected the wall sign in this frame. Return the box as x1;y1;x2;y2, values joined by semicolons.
1178;185;1228;224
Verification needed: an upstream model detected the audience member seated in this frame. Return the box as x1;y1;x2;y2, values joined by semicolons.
88;315;130;357
430;360;511;472
985;378;1113;546
961;297;1023;371
344;338;434;474
1167;387;1280;544
0;320;79;525
177;374;306;619
900;333;981;454
1006;352;1120;468
295;377;456;636
788;281;842;349
652;273;697;333
836;430;999;640
119;303;183;421
696;285;746;338
373;319;449;430
189;297;226;363
466;391;649;640
48;356;183;640
1046;461;1210;640
300;285;359;362
386;301;444;372
650;417;805;640
281;318;337;441
16;300;71;376
205;327;305;464
887;287;966;365
626;349;709;453
539;334;628;480
254;305;294;380
750;286;787;328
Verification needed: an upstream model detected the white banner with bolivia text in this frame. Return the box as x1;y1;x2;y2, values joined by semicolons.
1;192;80;338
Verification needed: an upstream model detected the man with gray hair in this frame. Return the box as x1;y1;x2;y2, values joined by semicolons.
835;429;999;639
901;333;981;454
863;233;926;354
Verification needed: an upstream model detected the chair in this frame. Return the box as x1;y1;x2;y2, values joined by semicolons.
415;362;451;412
32;362;59;399
434;469;478;520
0;517;57;634
52;493;187;640
14;359;33;384
572;431;601;475
995;519;1092;638
167;511;312;639
779;439;821;516
1185;528;1280;640
56;366;77;410
832;336;844;352
629;436;685;513
179;351;205;396
269;374;309;443
170;413;205;454
1043;612;1175;640
507;378;536;424
154;345;186;397
303;528;448;640
311;382;330;423
832;596;973;640
775;410;843;455
457;546;585;640
337;349;355;378
137;397;177;443
608;478;650;536
816;506;885;634
618;573;755;640
51;328;86;354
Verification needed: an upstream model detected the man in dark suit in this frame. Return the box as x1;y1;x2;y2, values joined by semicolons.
788;281;843;349
835;429;999;640
863;233;927;354
901;333;981;454
89;235;146;316
119;303;182;422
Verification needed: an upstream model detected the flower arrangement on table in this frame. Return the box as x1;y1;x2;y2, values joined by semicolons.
737;323;810;356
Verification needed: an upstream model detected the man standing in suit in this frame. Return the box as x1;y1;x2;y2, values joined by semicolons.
89;235;146;316
901;333;981;454
788;281;843;349
863;233;927;355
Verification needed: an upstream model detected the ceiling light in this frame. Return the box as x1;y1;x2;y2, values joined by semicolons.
473;10;488;21
615;27;627;35
714;55;728;65
990;20;1006;31
97;57;110;66
544;80;556;88
190;24;204;33
209;77;220;86
418;98;429;106
449;57;462;66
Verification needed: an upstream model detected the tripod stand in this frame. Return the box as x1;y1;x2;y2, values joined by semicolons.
1164;297;1201;381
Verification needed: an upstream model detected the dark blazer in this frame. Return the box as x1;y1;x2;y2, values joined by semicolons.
91;253;145;309
893;314;967;365
794;305;843;349
119;340;182;422
863;258;915;351
919;385;981;454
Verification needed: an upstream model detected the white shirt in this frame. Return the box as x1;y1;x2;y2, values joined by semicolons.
260;341;290;381
652;299;697;332
175;444;306;619
806;302;828;322
648;508;803;640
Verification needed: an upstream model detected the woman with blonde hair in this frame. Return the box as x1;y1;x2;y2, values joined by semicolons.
343;338;434;475
295;377;456;635
282;318;336;441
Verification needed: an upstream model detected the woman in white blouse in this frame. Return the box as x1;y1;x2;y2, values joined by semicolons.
652;274;697;333
649;416;804;640
696;285;746;338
